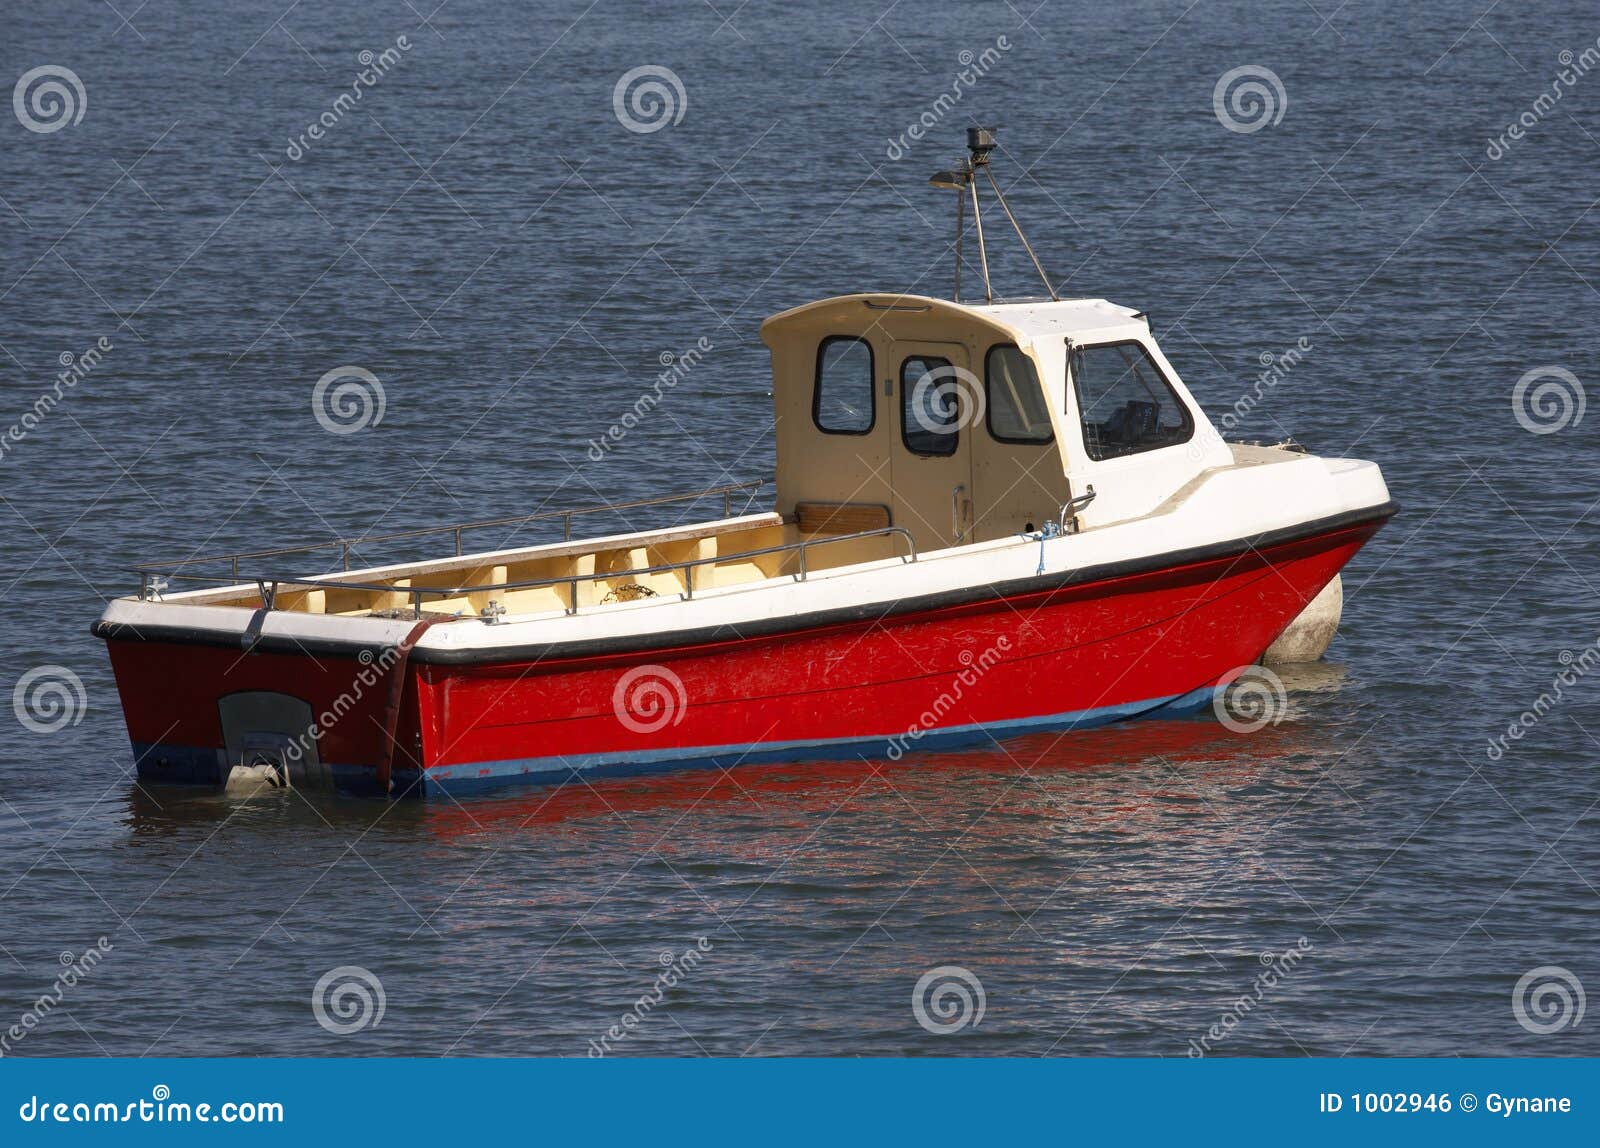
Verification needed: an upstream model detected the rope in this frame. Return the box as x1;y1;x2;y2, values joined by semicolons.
1019;520;1063;575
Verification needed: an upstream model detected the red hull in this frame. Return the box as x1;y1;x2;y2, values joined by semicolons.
103;517;1385;796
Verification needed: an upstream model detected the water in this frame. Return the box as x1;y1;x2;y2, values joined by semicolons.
2;0;1597;1057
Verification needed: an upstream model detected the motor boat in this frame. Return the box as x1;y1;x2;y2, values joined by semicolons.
94;129;1395;797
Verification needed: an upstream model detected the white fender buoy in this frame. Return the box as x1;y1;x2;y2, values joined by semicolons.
225;761;288;796
1262;574;1343;665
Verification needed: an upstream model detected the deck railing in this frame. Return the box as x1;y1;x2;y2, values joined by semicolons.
133;478;768;582
143;526;917;619
130;479;921;619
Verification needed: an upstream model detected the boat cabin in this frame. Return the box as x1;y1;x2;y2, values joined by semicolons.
763;291;1230;551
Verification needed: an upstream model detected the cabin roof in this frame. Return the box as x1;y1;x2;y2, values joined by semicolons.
760;293;1145;348
967;297;1145;340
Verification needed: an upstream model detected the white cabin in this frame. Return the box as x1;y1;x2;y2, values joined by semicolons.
761;292;1231;552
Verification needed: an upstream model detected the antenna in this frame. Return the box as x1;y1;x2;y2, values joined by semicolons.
927;127;1058;303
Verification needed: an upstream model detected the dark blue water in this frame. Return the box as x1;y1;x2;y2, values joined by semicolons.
2;0;1596;1057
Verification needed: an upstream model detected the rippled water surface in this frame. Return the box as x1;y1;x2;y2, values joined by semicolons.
1;1;1597;1056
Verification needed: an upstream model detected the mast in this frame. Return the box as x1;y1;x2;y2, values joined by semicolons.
927;127;1058;303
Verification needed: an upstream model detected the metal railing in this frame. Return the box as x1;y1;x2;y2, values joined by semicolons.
141;524;919;620
132;478;769;583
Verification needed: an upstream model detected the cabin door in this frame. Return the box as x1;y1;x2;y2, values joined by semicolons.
889;340;977;551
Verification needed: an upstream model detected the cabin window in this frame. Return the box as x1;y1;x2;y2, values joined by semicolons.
985;344;1054;444
1072;341;1194;460
814;337;875;434
899;356;959;456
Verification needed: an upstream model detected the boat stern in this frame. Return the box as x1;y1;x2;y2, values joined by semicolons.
94;598;435;797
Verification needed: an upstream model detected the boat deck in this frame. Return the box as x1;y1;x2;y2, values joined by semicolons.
135;481;918;621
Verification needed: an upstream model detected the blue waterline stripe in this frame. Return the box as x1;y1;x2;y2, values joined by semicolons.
130;685;1220;798
421;685;1217;793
